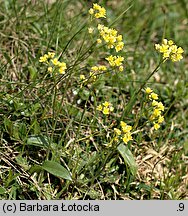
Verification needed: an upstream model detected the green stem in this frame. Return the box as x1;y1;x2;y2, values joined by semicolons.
120;59;163;120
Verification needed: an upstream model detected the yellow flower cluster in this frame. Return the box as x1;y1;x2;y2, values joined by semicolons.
39;52;67;74
155;39;184;62
98;24;124;52
114;121;133;144
39;52;55;63
97;101;114;115
80;65;107;84
106;55;124;71
90;65;107;80
89;3;106;19
145;87;165;130
86;4;125;85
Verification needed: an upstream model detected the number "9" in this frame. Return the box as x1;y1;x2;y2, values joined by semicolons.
179;203;184;211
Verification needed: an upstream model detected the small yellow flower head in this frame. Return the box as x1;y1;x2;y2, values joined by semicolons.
120;121;127;127
145;88;165;130
51;58;59;66
120;121;132;133
106;55;124;70
115;41;124;52
145;87;153;94
89;3;106;19
97;24;124;52
48;66;53;72
122;125;132;133
154;123;160;130
114;128;121;136
114;121;133;144
109;106;114;112
158;115;164;124
149;92;158;100
153;108;161;117
103;101;111;107
122;132;133;144
39;52;67;75
152;100;158;107
103;107;109;115
96;104;103;111
91;66;98;71
98;65;107;71
97;38;102;44
39;54;48;63
88;27;94;34
97;101;114;115
47;52;55;58
119;66;124;72
59;66;66;74
89;65;107;82
80;74;86;81
155;38;184;62
89;8;94;15
157;101;164;111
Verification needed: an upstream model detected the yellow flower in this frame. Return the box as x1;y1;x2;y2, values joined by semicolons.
157;102;164;111
96;105;103;111
89;3;106;19
155;38;184;62
97;24;124;52
59;67;66;74
120;121;127;127
39;54;48;63
121;125;132;133
106;55;124;69
48;67;53;72
122;132;133;144
97;101;114;115
145;88;165;130
51;58;59;66
103;101;110;107
58;62;67;74
80;74;86;80
145;87;153;94
97;39;102;44
91;66;98;71
88;27;94;34
58;62;66;68
98;66;107;71
119;66;124;72
115;41;124;52
158;115;164;124
149;92;158;100
114;128;121;136
152;100;158;107
89;8;94;15
154;123;160;130
103;107;109;115
153;108;161;117
47;52;55;58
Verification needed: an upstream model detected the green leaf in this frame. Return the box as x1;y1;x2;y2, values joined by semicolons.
3;117;13;135
27;135;49;148
0;187;6;195
117;143;137;176
28;165;42;175
28;65;37;81
42;161;72;181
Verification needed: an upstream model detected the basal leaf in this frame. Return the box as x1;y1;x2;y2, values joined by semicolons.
117;143;137;176
27;135;49;148
42;161;72;181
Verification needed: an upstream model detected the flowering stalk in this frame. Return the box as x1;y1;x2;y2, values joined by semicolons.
120;59;163;120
